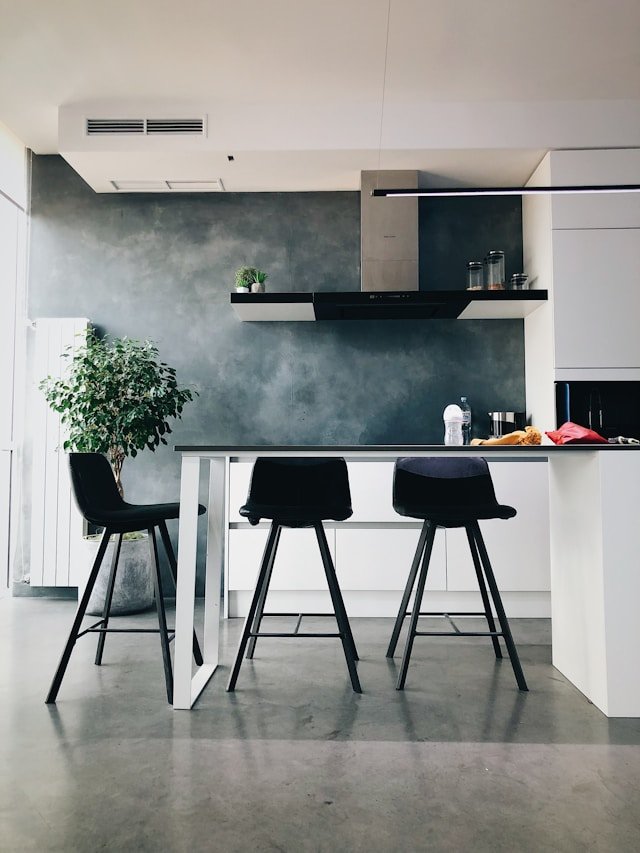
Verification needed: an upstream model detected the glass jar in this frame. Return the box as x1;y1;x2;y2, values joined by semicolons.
509;273;529;290
466;260;484;290
484;250;505;290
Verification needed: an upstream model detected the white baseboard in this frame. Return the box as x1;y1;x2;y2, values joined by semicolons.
228;590;551;619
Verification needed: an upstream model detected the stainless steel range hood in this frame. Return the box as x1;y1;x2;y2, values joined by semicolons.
360;170;418;292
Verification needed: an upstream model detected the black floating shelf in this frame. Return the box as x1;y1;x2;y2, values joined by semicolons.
230;290;548;322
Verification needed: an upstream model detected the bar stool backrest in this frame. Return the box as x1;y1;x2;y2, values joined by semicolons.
69;452;124;522
241;457;352;524
393;456;512;522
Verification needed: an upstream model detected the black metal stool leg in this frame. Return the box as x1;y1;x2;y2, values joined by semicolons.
149;527;174;703
471;522;528;692
396;522;436;691
95;533;123;665
465;525;502;660
315;522;359;663
315;523;362;693
227;522;280;691
158;520;203;666
246;524;281;659
46;528;112;704
386;520;429;658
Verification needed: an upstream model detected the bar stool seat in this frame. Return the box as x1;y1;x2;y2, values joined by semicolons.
45;452;205;704
388;456;528;692
227;457;361;693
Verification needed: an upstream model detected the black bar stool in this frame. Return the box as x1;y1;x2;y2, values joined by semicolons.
387;456;528;692
45;452;205;704
227;457;361;693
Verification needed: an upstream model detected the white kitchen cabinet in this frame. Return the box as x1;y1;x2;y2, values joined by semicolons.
446;461;550;592
549;148;640;231
553;228;640;370
335;527;446;591
228;527;335;591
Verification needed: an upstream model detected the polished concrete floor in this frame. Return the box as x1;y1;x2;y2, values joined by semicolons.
1;598;640;852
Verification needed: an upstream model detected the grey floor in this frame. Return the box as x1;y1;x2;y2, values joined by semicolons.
2;599;640;852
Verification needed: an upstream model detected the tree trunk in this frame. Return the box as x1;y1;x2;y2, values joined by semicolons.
109;449;125;498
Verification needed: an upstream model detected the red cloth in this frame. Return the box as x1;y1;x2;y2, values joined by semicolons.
545;421;608;445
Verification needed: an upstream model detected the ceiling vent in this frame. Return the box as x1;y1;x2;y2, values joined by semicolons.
86;117;206;136
146;118;205;135
86;118;145;135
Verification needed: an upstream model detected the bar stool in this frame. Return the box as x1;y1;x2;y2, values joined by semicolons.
45;452;205;704
387;456;528;692
226;457;361;693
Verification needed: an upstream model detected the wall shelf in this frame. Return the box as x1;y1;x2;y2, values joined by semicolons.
230;290;548;322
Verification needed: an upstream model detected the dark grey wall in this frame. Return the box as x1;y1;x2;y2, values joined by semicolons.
26;155;525;584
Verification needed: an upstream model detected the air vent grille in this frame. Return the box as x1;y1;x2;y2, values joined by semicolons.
87;119;145;135
87;117;205;136
146;118;204;135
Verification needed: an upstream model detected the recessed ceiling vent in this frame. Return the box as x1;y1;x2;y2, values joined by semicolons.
86;118;145;135
86;117;206;136
146;118;205;135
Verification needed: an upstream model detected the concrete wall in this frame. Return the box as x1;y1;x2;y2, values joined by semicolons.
23;155;525;587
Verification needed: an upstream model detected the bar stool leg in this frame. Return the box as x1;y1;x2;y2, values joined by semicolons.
471;521;528;692
227;522;280;691
386;520;429;658
246;524;282;659
465;525;502;660
46;527;112;704
94;533;123;665
149;527;174;703
158;520;203;666
396;522;436;691
315;523;362;694
315;522;359;663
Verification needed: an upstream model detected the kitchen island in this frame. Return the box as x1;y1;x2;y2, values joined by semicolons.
173;444;640;717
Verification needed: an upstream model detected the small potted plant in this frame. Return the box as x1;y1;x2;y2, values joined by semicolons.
40;329;197;614
250;269;268;293
235;266;256;293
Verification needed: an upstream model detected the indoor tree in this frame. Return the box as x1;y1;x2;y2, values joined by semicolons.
40;330;197;495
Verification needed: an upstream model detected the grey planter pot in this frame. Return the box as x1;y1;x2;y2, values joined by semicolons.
84;535;154;616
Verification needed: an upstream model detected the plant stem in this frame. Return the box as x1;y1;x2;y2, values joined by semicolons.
109;448;125;498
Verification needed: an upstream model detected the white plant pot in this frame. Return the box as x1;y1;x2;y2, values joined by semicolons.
82;534;154;616
236;286;250;293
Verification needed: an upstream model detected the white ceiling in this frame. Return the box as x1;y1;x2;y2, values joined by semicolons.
1;0;639;191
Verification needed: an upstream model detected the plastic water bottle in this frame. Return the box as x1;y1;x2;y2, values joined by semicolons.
460;396;472;445
443;404;464;446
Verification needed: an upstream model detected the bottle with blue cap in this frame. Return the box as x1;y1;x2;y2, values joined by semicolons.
443;403;464;446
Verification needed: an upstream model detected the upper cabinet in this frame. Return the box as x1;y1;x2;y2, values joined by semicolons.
523;148;640;428
553;229;640;370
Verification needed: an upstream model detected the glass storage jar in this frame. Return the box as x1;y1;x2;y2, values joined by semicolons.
509;273;528;290
484;250;505;290
466;260;484;290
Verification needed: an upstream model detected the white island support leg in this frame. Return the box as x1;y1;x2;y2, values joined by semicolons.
549;450;640;717
173;454;222;709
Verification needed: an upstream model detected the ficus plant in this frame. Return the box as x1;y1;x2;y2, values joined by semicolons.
39;330;197;496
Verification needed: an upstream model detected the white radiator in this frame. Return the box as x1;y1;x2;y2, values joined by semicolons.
29;318;89;587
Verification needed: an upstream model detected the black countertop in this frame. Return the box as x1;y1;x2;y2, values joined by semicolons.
175;443;640;453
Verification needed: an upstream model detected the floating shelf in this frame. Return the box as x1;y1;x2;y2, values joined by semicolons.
230;290;548;322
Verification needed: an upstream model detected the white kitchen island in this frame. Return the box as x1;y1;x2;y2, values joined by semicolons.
173;444;640;717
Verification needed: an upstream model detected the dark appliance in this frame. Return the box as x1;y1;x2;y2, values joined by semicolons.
555;381;640;440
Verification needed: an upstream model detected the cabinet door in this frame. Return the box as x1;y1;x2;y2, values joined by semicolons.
553;229;640;369
335;527;446;591
228;527;335;591
446;462;550;592
345;461;398;521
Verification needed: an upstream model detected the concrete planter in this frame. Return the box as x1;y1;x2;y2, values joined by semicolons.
83;534;154;616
